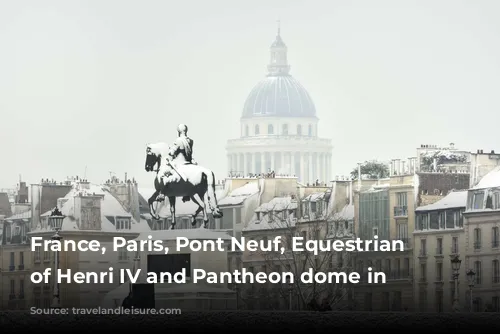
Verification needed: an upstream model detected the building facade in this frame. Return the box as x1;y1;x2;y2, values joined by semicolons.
413;190;467;312
225;28;332;184
463;166;500;312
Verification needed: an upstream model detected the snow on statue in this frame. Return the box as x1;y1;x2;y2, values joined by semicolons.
144;124;223;229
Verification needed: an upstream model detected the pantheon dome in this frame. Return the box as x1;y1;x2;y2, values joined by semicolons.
226;28;332;184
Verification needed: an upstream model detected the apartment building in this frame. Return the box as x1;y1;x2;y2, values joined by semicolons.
413;190;467;312
463;166;500;312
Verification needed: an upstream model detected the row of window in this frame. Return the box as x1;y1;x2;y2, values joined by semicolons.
470;190;500;211
419;236;460;257
473;226;500;250
9;279;25;296
419;259;500;285
244;124;314;137
416;210;464;231
8;251;25;268
420;289;500;312
357;258;411;276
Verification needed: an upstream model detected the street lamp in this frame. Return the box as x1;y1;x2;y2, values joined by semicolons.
466;269;476;312
451;255;462;312
49;207;65;308
288;282;294;310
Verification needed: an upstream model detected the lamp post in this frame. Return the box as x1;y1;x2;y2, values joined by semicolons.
288;282;294;310
451;255;462;312
231;273;240;310
49;207;65;308
466;269;476;312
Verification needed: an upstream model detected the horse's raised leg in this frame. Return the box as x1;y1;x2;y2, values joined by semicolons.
148;191;161;220
193;192;209;229
168;196;176;230
189;196;204;227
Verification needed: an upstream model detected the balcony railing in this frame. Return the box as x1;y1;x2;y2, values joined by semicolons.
394;206;408;217
419;249;427;257
451;247;459;254
474;242;482;250
435;247;444;256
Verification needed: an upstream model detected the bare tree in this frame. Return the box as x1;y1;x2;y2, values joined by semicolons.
244;197;355;311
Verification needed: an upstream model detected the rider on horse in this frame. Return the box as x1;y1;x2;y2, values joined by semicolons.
161;124;197;202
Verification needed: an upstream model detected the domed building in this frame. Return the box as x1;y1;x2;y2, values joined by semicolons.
226;28;333;184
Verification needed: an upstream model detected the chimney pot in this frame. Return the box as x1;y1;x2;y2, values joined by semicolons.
492;150;495;154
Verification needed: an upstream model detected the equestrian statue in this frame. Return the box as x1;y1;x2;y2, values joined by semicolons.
144;124;223;229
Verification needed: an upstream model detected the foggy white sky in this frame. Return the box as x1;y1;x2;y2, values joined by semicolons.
1;0;500;189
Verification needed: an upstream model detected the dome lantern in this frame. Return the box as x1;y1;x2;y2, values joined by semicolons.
267;20;290;76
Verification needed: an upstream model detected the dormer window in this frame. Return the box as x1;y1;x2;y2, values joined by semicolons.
317;200;323;215
268;211;274;221
302;203;309;217
472;191;485;210
116;218;131;230
493;191;500;210
310;201;317;213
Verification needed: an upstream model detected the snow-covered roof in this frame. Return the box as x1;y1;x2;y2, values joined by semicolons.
473;166;500;190
219;182;259;206
415;190;468;212
302;192;325;202
135;228;231;241
31;183;150;233
244;196;297;232
256;196;298;212
332;204;354;221
5;210;32;221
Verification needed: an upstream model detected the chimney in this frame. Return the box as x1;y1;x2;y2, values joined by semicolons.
395;159;401;175
492;150;495;154
74;193;102;230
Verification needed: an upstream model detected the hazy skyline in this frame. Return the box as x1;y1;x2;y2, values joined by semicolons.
1;0;500;189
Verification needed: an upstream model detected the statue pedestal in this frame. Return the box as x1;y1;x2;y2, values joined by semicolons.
155;282;237;310
136;229;235;310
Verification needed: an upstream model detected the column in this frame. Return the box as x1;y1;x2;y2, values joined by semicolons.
252;152;256;174
321;153;330;182
291;152;296;176
243;153;248;176
261;152;265;173
228;154;232;175
300;153;305;183
316;153;321;183
271;152;275;172
309;154;313;184
327;154;331;183
235;154;239;174
281;153;285;175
